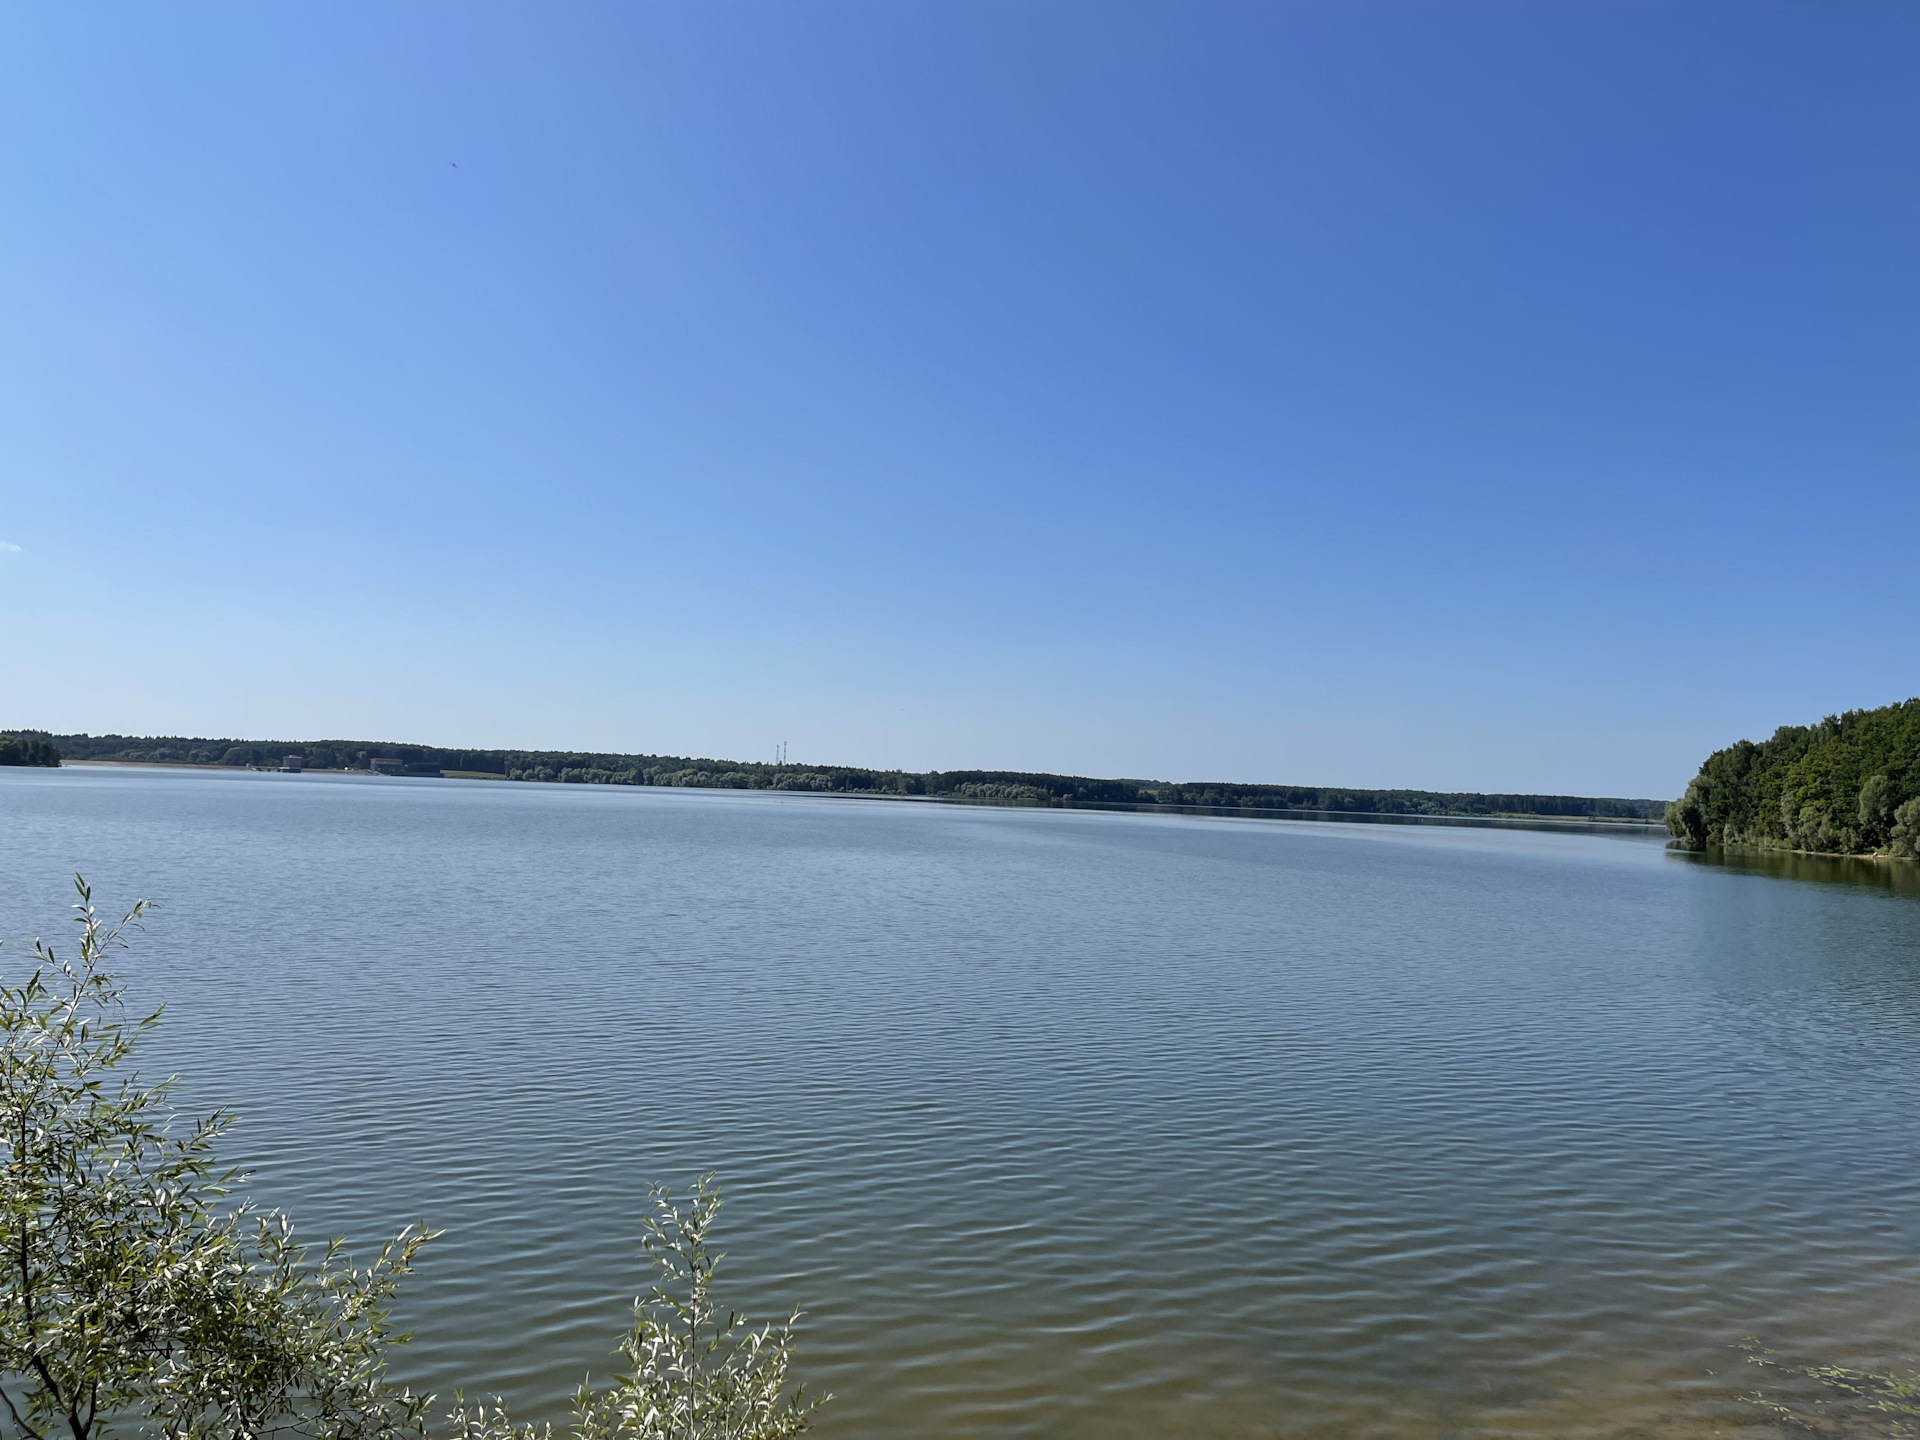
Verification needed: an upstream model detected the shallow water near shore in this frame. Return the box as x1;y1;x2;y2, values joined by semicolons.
3;765;1919;1438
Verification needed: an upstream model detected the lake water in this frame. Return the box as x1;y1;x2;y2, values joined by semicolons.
3;765;1920;1438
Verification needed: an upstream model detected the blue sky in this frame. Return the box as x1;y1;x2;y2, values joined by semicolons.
2;2;1914;797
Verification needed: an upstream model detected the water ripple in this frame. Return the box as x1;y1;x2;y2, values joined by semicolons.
4;767;1920;1436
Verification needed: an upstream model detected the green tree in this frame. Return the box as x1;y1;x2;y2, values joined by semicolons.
1669;698;1920;854
1666;784;1710;849
1892;798;1920;859
0;736;59;768
0;880;431;1440
1859;773;1896;848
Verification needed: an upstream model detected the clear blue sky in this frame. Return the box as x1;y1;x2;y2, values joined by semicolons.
3;2;1914;797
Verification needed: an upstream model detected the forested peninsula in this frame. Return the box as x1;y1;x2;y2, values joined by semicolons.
8;729;1665;822
0;733;60;767
1667;697;1920;857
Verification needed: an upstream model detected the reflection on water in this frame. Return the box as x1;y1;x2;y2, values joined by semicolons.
1675;842;1920;897
1063;796;1673;838
3;767;1920;1438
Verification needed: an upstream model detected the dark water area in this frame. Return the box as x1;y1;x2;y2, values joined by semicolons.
1035;796;1673;833
4;766;1920;1438
1679;843;1920;898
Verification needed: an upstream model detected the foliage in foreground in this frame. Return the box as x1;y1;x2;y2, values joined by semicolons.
1667;697;1920;857
0;881;430;1440
451;1178;824;1440
1;881;821;1440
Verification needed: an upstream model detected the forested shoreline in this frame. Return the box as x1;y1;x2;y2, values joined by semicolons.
1667;697;1920;856
5;730;1666;822
0;733;60;766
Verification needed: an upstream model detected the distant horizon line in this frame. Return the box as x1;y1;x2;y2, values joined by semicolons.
12;728;1672;812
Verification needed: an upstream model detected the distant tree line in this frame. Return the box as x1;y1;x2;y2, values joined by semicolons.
0;732;60;766
24;731;1666;821
1667;696;1920;857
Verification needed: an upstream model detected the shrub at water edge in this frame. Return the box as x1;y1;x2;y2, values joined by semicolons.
450;1177;824;1440
0;879;823;1440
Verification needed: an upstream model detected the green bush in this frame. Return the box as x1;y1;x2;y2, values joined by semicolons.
0;880;430;1440
2;882;824;1440
451;1177;825;1440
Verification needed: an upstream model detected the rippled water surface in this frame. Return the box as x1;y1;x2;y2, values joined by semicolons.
5;766;1920;1438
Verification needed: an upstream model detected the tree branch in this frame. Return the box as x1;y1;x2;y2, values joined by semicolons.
0;1382;44;1440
